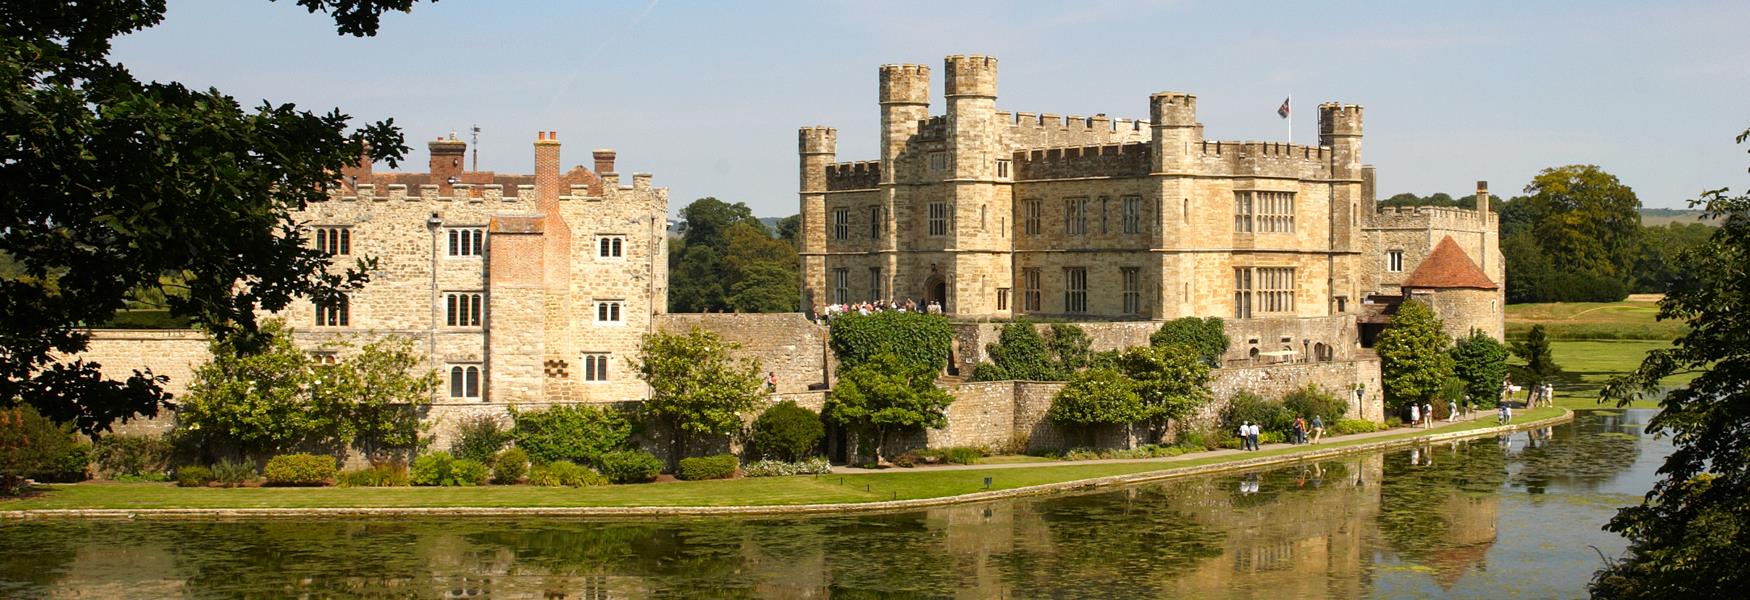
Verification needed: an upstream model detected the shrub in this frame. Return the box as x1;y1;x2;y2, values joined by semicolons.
528;460;606;487
1331;419;1383;435
1223;391;1294;434
337;464;410;487
597;450;662;484
92;434;173;480
450;415;511;464
1149;317;1229;366
263;454;336;486
742;457;833;477
36;443;92;483
449;459;490;486
212;459;256;487
677;454;738;481
748;401;825;461
491;448;529;484
510;405;635;466
410;451;455;487
175;465;213;488
1282;384;1348;424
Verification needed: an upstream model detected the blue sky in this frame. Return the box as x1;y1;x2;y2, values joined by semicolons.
111;0;1750;216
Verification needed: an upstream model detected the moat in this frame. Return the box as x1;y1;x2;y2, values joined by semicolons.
0;410;1662;598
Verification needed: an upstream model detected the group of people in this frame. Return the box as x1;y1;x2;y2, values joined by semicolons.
1407;401;1438;429
816;298;942;324
1235;416;1326;451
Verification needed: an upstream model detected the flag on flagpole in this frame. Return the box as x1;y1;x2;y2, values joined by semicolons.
1277;97;1291;119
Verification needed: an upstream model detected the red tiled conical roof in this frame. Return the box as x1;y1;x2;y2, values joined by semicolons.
1402;236;1498;290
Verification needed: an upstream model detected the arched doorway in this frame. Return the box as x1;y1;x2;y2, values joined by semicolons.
923;274;946;310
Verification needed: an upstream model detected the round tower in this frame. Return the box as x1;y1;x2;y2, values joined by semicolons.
797;126;837;314
944;55;999;181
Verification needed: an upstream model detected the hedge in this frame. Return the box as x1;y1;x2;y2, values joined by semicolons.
263;454;336;486
828;311;952;372
748;401;824;461
510;405;635;466
597;450;663;483
528;460;606;487
677;454;738;481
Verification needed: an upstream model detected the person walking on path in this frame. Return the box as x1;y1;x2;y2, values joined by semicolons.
1409;404;1420;429
1248;422;1261;451
1497;402;1511;425
1238;421;1252;451
1311;415;1325;444
1422;402;1434;429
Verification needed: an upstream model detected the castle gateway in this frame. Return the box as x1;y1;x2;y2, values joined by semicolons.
798;55;1502;358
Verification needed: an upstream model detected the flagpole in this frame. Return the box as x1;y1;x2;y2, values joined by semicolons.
1287;94;1293;145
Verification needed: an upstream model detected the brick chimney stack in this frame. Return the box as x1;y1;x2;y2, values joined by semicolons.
429;132;466;194
591;149;616;196
1476;180;1490;214
534;131;561;211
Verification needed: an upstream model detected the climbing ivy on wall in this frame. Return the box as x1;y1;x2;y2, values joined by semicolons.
828;312;953;373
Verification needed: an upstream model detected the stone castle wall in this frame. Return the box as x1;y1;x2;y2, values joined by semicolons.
655;313;832;393
62;330;211;436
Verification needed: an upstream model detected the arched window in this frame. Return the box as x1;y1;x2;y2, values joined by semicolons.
449;366;464;398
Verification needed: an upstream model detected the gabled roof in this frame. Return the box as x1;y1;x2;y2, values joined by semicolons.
1402;236;1498;290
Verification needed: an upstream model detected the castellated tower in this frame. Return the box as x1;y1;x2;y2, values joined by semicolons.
1320;103;1366;310
940;55;1010;315
798;126;836;313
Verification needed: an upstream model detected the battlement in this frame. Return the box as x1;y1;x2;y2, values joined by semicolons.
1371;204;1497;230
1318;102;1364;136
825;160;880;190
799;126;837;154
1150;92;1198;126
329;182;533;204
1012;142;1151;180
1198;140;1331;161
944;54;997;98
879;63;931;105
1001;111;1150;148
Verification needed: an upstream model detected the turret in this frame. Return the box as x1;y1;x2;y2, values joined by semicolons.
1149;92;1200;173
798;127;836;313
878;63;930;182
944;54;998;180
429;133;466;194
1318;103;1364;180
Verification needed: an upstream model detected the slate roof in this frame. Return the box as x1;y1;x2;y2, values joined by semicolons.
1402;236;1498;290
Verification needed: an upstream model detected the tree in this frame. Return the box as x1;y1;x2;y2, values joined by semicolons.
1450;328;1509;408
636;327;763;466
175;320;434;458
1149;317;1229;367
1375;300;1454;412
1118;343;1213;431
1509;324;1563;387
1523;165;1642;294
0;404;80;494
823;352;953;461
1048;368;1143;448
0;1;424;437
973;320;1057;381
1632;222;1715;293
1047;324;1093;373
667;198;794;312
1590;128;1750;597
721;221;798;312
775;214;802;243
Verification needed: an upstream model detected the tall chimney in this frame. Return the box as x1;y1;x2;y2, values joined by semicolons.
534;131;561;210
429;132;466;194
591;149;616;196
1475;180;1490;214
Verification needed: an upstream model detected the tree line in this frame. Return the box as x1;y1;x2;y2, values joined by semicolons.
1386;165;1714;303
667;197;801;313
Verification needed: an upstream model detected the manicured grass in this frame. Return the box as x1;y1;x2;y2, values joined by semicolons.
1504;299;1686;341
2;408;1563;511
975;455;1056;465
1533;340;1686;410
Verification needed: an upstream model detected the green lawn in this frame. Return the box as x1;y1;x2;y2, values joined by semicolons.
1504;298;1686;341
3;407;1563;512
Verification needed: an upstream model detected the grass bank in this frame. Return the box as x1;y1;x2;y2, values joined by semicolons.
1505;298;1685;341
2;407;1562;513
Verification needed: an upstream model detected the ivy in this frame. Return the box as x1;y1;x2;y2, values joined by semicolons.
828;312;953;373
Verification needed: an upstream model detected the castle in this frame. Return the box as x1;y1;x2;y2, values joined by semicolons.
799;55;1503;362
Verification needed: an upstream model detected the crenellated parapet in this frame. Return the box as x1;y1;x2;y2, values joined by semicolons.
825;160;881;190
1002;111;1151;148
1189;140;1334;180
1012;142;1151;180
1371;205;1497;230
327;183;534;204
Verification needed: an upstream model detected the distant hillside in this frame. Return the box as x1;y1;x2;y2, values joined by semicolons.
1640;208;1719;226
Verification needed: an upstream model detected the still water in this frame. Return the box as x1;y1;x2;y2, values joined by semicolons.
0;410;1665;599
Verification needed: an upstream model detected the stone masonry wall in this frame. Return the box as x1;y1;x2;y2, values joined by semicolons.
655;313;831;394
63;330;211;436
